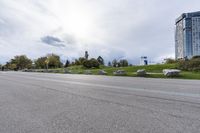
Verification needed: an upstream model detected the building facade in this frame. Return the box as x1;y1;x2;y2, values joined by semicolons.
175;11;200;59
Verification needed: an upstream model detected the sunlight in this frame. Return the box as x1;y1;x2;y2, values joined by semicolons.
60;5;94;39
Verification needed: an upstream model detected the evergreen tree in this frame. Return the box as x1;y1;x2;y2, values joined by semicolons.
85;51;89;60
64;60;70;68
97;56;104;65
108;61;112;67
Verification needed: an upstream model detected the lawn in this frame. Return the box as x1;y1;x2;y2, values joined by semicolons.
34;63;200;80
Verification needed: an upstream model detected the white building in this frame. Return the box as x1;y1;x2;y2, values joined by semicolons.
140;56;148;65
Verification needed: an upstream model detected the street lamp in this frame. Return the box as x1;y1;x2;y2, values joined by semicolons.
45;58;49;71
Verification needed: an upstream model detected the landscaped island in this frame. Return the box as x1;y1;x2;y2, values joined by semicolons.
22;63;200;80
1;53;200;80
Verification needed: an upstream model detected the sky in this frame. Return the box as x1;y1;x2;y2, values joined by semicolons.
0;0;200;64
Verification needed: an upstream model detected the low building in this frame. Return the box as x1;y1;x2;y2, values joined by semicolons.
140;56;148;65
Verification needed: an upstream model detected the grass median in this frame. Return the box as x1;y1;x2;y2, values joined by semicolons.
32;63;200;80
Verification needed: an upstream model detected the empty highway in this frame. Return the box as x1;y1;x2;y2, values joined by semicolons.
0;71;200;133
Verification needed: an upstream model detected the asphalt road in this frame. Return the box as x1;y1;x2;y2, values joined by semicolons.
0;71;200;133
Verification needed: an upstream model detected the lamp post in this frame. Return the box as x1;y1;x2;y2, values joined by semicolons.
45;58;49;71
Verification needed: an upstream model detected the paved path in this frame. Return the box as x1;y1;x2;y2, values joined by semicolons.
0;71;200;133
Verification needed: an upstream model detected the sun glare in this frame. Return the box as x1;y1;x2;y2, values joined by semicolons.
59;5;94;39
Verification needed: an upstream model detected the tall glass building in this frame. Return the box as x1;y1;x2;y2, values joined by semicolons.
175;11;200;59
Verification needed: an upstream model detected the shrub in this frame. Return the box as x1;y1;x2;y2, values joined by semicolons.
178;58;200;71
165;58;177;64
83;58;100;68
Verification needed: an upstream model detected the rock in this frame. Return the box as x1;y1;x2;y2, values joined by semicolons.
84;70;92;75
113;70;127;75
137;69;147;77
163;69;181;77
99;70;107;75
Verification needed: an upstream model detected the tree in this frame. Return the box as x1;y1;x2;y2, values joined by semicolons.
79;57;86;65
112;59;117;67
71;61;75;66
47;54;62;68
108;61;112;67
192;56;200;59
97;56;104;65
119;59;129;67
64;60;70;68
5;62;17;70
178;57;200;71
83;58;100;68
8;55;32;70
74;59;80;65
85;51;89;60
90;58;100;68
117;62;121;67
165;58;177;64
35;57;47;69
74;57;86;65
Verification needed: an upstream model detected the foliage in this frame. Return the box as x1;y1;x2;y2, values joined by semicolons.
84;51;89;60
6;55;32;70
35;57;47;69
35;54;62;69
64;60;70;68
108;61;112;67
74;59;80;65
97;56;104;65
165;58;177;64
47;54;62;68
192;56;200;59
5;62;17;70
112;59;117;67
178;57;200;71
111;59;128;67
79;57;86;64
74;57;86;65
119;59;129;67
83;58;100;68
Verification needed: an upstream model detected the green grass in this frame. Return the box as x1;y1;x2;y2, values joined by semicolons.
36;63;200;80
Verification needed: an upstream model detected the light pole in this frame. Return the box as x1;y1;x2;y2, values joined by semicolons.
45;58;49;71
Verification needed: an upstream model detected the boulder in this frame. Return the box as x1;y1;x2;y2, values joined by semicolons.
99;70;107;75
113;70;127;75
137;69;147;77
163;69;181;77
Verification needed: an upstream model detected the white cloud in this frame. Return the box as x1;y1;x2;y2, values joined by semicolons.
0;0;200;64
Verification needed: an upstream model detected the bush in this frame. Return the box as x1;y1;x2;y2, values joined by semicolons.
165;58;177;64
192;56;200;59
178;60;189;70
178;58;200;71
83;58;100;68
189;58;200;71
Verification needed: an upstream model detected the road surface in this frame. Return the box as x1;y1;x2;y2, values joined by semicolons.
0;71;200;133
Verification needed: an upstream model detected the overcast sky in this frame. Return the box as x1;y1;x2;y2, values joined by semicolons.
0;0;200;64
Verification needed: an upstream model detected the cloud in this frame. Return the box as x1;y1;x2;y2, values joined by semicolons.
1;0;200;64
41;36;65;47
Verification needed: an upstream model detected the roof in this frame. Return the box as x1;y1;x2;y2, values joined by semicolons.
175;11;200;24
